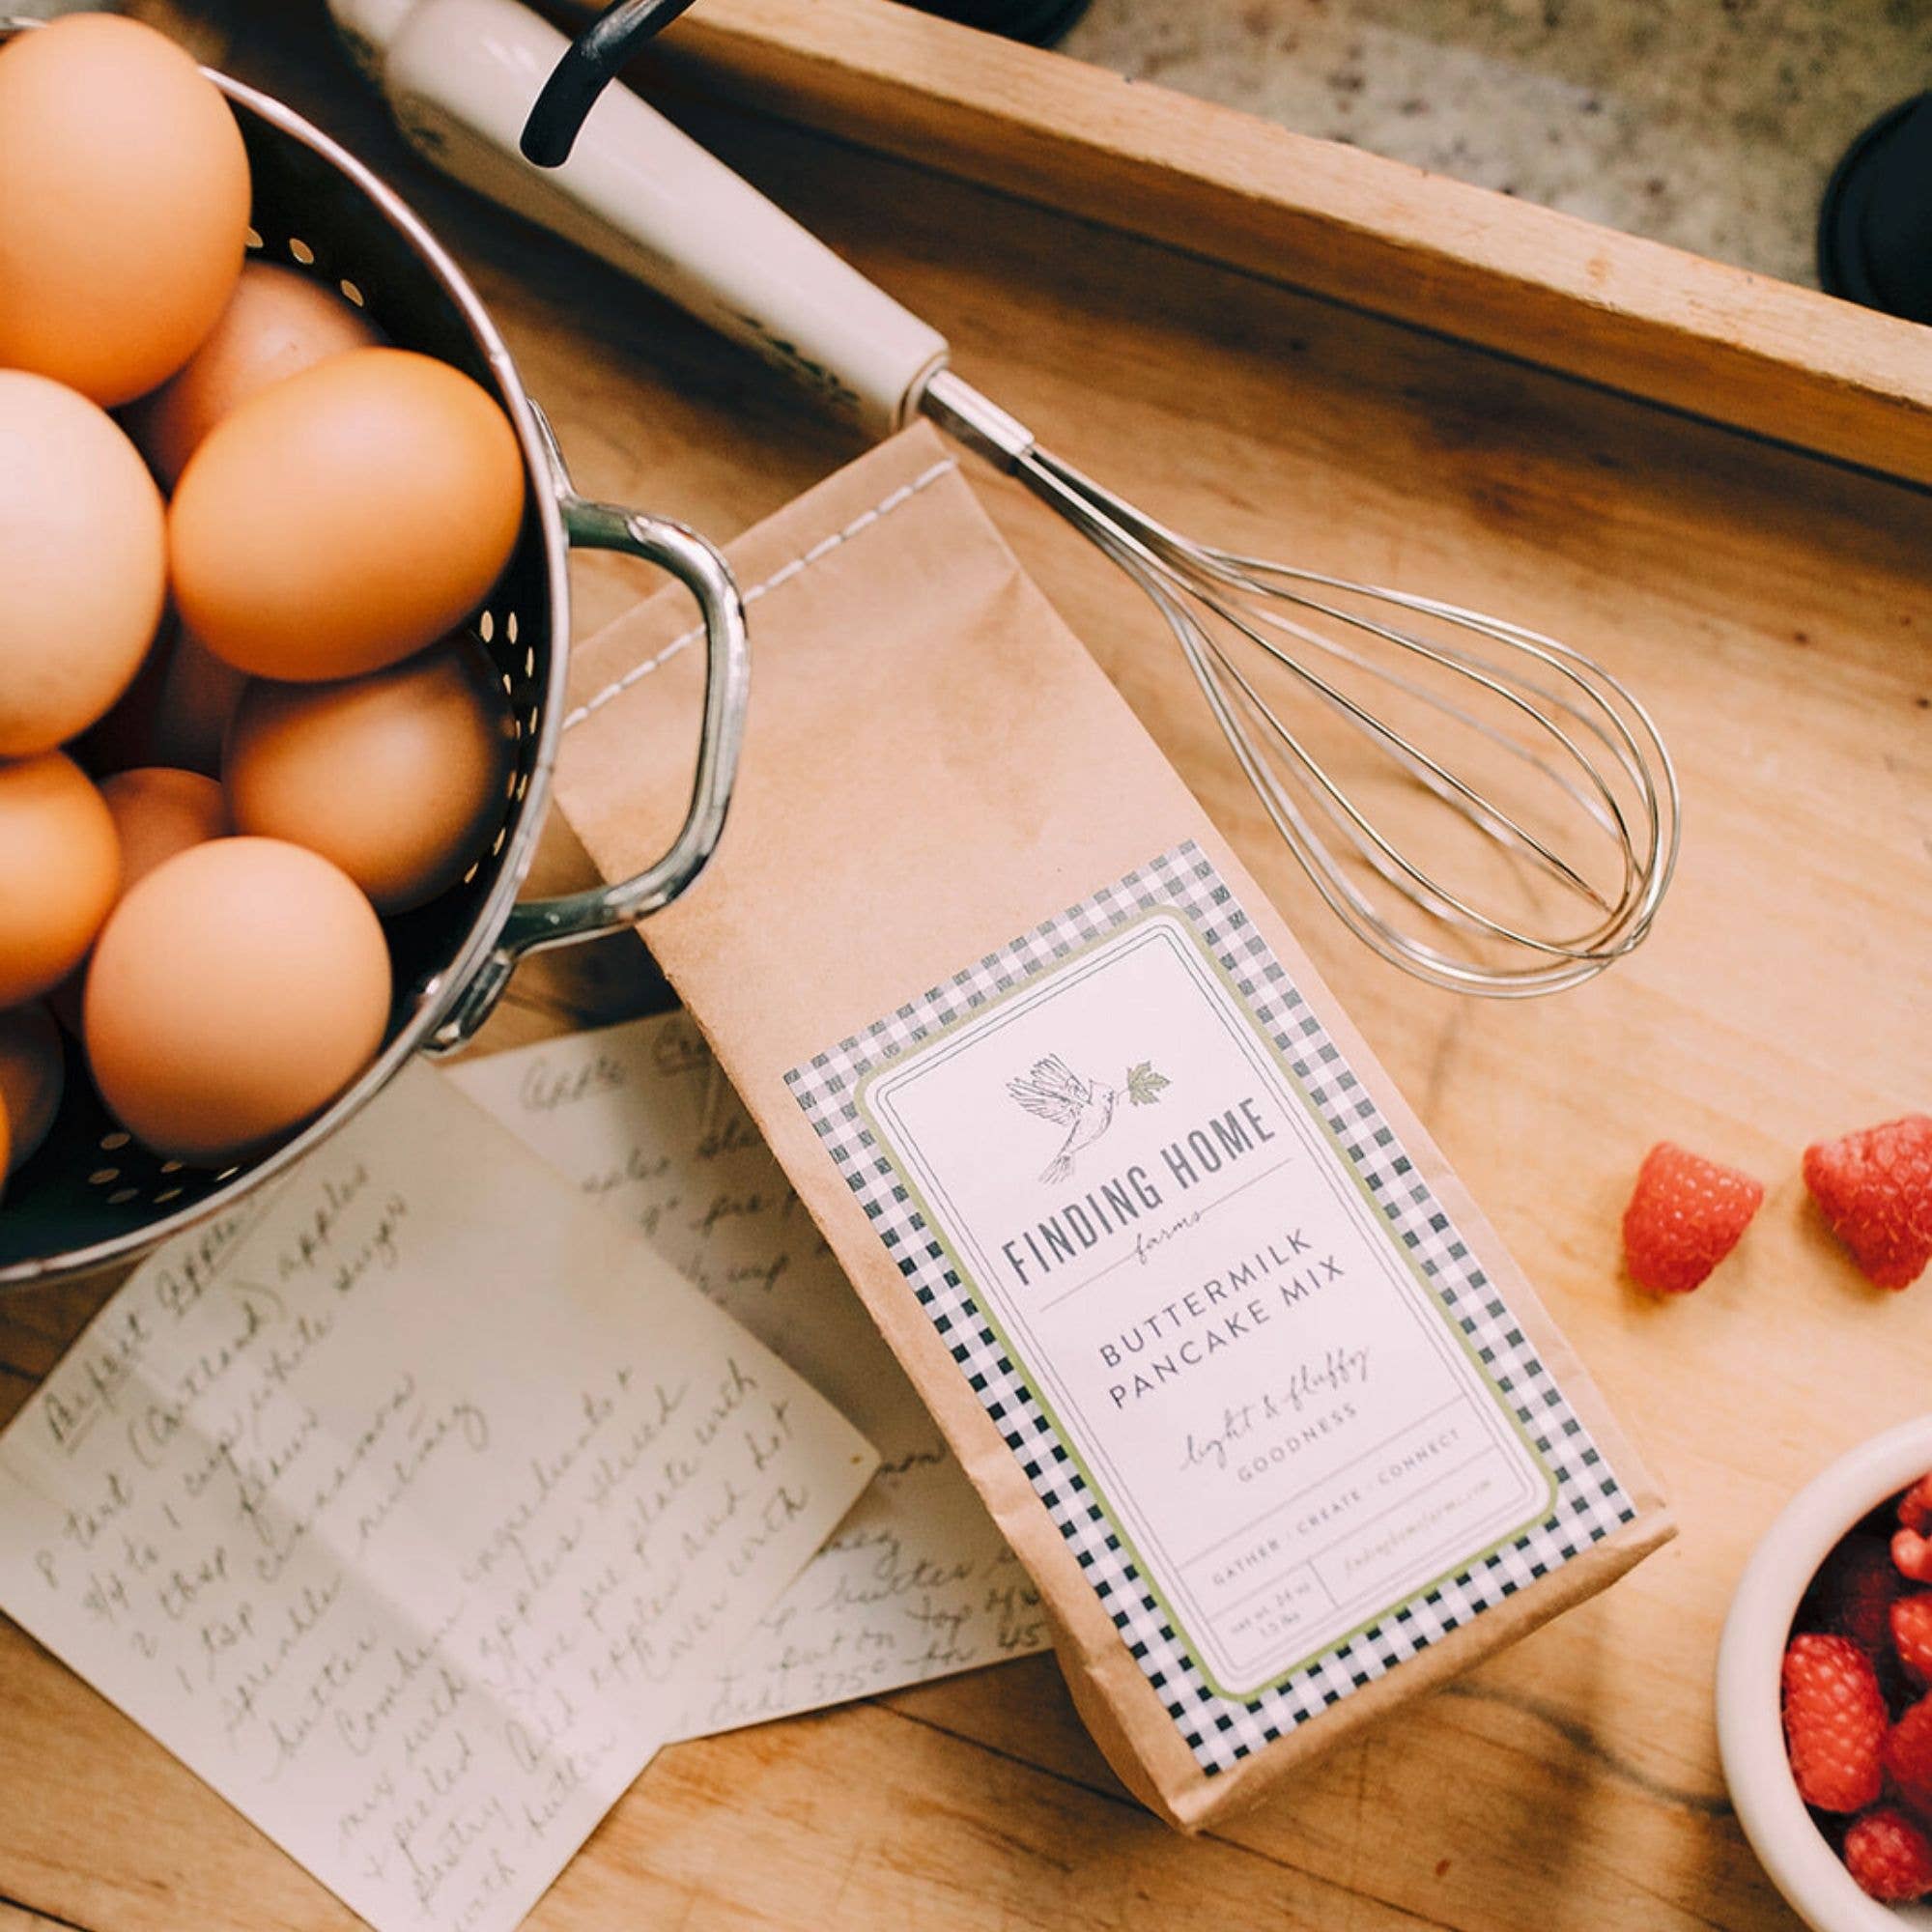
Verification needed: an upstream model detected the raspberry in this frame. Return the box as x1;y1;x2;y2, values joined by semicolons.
1895;1599;1932;1687
1782;1633;1887;1811
1621;1143;1763;1294
1894;1479;1932;1585
1803;1115;1932;1290
1845;1807;1932;1901
1807;1535;1900;1658
1889;1696;1932;1819
1901;1476;1932;1538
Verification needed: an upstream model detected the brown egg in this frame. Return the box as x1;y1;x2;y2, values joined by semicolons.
225;639;515;913
0;15;249;406
170;348;526;682
0;1004;64;1175
49;767;230;1032
71;618;173;776
147;627;250;773
101;767;231;887
0;753;121;1007
125;263;383;487
85;838;390;1166
0;371;167;756
80;621;246;779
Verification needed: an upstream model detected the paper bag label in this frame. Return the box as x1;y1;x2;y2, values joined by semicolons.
790;844;1635;1770
859;906;1551;1698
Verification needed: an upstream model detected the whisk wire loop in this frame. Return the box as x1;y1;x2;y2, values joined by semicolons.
1011;441;1677;996
915;370;1678;996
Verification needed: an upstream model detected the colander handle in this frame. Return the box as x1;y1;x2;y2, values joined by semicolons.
426;457;749;1055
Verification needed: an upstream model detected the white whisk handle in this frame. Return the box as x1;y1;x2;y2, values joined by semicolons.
335;0;951;438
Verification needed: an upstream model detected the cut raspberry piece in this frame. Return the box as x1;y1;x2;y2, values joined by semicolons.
1895;1598;1932;1687
1803;1114;1932;1290
1782;1632;1887;1811
1846;1807;1932;1902
1621;1142;1764;1294
1887;1694;1932;1819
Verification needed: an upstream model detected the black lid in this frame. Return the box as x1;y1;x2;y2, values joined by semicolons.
1819;92;1932;324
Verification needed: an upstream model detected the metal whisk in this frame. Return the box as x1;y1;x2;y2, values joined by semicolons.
923;375;1678;997
345;0;1680;998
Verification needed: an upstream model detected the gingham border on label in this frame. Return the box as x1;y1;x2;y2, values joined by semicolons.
785;841;1635;1775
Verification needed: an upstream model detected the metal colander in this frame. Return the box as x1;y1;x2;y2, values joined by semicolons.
0;39;749;1289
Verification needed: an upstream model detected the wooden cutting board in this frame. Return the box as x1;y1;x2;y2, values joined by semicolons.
0;5;1926;1929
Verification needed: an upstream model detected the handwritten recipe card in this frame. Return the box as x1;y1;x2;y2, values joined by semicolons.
449;1012;1048;1737
0;1065;875;1932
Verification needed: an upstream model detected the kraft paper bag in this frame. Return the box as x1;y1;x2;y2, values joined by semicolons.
552;422;1672;1830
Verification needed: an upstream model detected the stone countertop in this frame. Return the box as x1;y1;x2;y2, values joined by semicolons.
1058;0;1932;287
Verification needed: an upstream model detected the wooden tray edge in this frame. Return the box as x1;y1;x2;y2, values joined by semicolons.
607;0;1932;489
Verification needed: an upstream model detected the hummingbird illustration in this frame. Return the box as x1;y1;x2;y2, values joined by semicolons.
1007;1055;1169;1185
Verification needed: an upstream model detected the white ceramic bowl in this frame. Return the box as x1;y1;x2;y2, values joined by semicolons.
1719;1415;1932;1932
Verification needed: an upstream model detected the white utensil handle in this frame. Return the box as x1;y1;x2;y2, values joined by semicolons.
353;0;950;437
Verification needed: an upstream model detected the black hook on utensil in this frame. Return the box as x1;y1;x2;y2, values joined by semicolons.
519;0;700;166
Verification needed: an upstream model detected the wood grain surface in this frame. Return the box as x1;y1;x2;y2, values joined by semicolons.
608;0;1932;489
0;6;1926;1930
0;1908;80;1932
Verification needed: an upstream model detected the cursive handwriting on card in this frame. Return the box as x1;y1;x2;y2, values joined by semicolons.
0;1065;874;1932
451;1012;1047;1741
